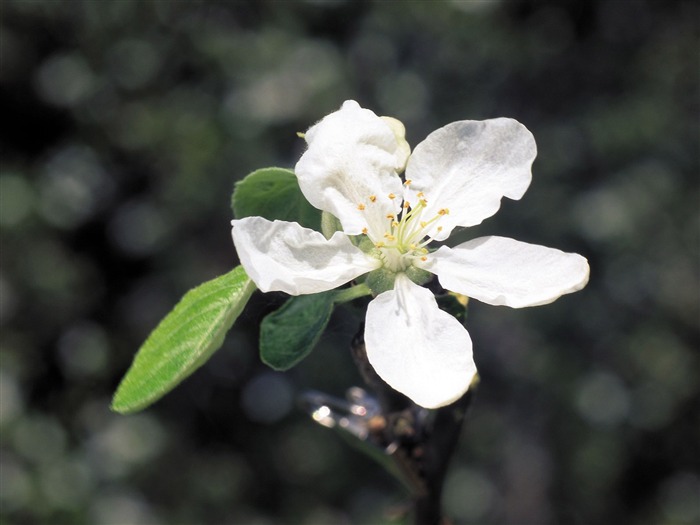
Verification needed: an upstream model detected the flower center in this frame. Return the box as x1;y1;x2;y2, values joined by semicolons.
357;185;448;273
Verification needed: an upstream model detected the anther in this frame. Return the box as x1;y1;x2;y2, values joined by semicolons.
421;256;427;262
362;227;368;235
403;201;411;209
438;208;449;215
386;213;395;220
384;233;396;241
388;193;396;200
357;203;366;211
369;195;377;203
375;242;385;248
417;191;425;198
404;179;412;186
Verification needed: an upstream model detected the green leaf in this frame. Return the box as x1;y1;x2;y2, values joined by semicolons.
111;266;256;414
232;167;322;231
260;291;335;371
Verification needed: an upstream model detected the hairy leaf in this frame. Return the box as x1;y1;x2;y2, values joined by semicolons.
111;266;256;414
260;292;335;370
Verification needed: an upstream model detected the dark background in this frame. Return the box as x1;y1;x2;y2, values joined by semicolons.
1;1;698;524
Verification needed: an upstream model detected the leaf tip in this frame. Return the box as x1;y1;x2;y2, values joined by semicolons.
110;390;142;415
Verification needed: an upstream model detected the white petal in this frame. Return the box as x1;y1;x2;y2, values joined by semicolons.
426;236;590;308
295;100;404;237
405;118;536;240
364;274;476;409
231;217;379;295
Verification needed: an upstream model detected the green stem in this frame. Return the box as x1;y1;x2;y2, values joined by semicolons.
333;283;372;304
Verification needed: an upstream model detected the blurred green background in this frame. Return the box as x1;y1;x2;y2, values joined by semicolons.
1;1;698;524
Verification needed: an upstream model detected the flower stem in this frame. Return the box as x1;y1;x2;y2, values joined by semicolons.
333;283;373;304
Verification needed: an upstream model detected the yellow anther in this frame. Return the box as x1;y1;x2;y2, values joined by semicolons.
410;243;417;250
437;226;443;232
420;221;427;228
357;203;366;211
404;179;412;186
392;221;399;228
419;198;428;206
384;233;396;241
450;292;469;307
417;191;425;198
362;227;368;235
375;241;385;248
421;256;427;262
403;201;411;209
388;193;396;200
386;213;395;220
369;195;377;203
438;208;449;215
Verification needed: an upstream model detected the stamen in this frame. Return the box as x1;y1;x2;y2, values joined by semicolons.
357;203;366;211
364;186;445;272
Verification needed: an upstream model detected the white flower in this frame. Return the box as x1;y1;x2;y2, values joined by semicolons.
231;100;589;409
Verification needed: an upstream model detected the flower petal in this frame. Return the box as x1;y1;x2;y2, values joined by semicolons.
425;236;590;308
405;118;536;240
295;100;404;238
231;216;379;295
364;274;476;409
